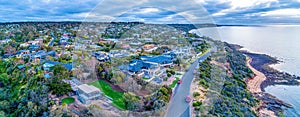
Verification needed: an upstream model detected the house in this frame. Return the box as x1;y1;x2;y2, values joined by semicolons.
163;51;177;60
17;64;25;70
60;34;69;44
32;50;56;60
16;50;30;58
128;60;162;79
77;84;102;104
120;44;130;49
94;51;110;62
142;44;158;53
0;39;12;44
44;72;51;78
29;45;40;51
32;50;47;59
144;55;173;67
47;51;56;57
43;61;72;71
109;50;129;58
20;43;30;47
173;47;192;58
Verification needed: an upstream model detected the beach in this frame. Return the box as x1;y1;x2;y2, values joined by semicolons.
246;57;276;117
242;51;296;116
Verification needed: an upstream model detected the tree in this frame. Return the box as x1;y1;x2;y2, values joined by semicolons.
123;78;141;93
123;92;141;110
48;65;72;95
112;71;126;84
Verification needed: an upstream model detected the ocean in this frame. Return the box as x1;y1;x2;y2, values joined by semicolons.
196;25;300;116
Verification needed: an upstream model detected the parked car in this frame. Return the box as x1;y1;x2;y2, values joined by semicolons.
177;80;182;84
185;96;191;103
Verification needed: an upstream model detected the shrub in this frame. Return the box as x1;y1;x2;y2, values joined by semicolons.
193;92;200;97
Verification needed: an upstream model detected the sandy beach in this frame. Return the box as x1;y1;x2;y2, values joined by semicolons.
246;57;276;117
246;57;265;93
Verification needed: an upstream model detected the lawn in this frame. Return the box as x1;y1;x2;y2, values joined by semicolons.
170;78;180;88
142;77;150;80
61;97;75;104
88;80;126;110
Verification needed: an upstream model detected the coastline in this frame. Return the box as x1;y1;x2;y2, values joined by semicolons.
240;49;299;116
245;57;276;116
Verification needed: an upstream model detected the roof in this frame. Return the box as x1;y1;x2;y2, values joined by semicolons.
147;56;172;64
43;61;72;70
128;59;158;73
44;73;51;78
129;60;144;72
17;64;25;69
78;84;101;94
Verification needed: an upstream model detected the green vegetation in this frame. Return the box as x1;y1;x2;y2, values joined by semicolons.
61;97;75;104
88;80;126;110
0;60;71;116
193;92;200;98
192;101;202;107
48;64;72;95
192;41;258;116
166;69;176;77
170;77;179;88
206;43;257;116
144;85;172;111
142;77;149;80
123;92;141;111
194;40;211;53
198;58;211;89
176;72;182;75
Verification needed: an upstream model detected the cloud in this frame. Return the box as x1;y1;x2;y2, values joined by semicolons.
0;0;299;24
259;8;300;17
204;0;300;24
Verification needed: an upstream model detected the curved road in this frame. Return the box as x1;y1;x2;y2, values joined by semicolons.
165;52;211;117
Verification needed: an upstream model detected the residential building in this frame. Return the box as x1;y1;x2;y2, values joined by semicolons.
173;47;192;58
128;60;162;79
143;44;158;53
43;61;72;71
77;84;102;104
94;51;110;62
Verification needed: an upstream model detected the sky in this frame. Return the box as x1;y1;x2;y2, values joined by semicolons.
0;0;299;24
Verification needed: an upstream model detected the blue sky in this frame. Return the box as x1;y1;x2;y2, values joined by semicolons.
0;0;299;24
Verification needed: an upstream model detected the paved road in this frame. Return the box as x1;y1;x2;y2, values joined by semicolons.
165;52;211;117
48;32;56;46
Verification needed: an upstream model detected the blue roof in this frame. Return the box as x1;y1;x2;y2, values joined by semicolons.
47;51;56;55
163;51;177;58
129;60;144;72
44;73;51;78
128;55;173;73
140;56;153;60
128;59;159;73
147;56;172;64
44;61;72;70
62;63;73;70
17;64;25;69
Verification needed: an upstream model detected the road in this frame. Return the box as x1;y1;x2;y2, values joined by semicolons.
165;52;211;117
48;32;56;46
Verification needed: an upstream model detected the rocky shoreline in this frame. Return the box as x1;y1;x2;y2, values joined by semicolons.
241;51;299;115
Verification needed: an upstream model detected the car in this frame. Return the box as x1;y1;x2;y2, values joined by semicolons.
185;96;191;103
177;80;182;84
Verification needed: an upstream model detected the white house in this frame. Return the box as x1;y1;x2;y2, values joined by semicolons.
77;84;102;104
173;47;193;58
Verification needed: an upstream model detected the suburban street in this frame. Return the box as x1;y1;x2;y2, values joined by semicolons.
165;52;211;117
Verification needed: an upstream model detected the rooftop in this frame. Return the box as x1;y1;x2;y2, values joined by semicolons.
78;84;101;94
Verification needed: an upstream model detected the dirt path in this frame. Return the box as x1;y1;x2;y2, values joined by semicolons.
246;57;276;117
